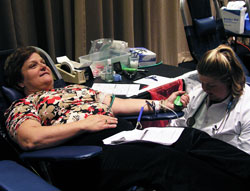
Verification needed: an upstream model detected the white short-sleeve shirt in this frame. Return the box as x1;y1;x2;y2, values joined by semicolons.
171;84;250;154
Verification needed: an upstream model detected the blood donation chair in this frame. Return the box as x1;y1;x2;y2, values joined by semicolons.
0;46;186;190
0;48;102;190
180;0;226;62
180;0;250;84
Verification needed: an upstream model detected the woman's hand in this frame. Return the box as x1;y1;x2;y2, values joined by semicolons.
164;91;189;110
82;115;118;131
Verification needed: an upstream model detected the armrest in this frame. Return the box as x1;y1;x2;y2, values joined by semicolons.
120;111;184;121
20;145;102;162
0;160;60;191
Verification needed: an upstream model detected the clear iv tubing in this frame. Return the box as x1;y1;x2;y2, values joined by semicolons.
138;61;163;69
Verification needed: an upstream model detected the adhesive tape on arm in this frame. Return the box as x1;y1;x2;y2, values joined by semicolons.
60;62;75;74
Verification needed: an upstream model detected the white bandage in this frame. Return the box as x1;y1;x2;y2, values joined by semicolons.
155;101;161;112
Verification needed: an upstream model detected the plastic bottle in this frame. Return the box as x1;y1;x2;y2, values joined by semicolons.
105;59;113;82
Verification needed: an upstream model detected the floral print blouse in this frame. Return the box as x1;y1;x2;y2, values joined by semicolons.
4;84;112;140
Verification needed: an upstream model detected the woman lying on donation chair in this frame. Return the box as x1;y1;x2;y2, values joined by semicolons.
4;46;250;191
3;47;188;150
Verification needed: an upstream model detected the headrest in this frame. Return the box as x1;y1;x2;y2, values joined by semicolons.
1;86;24;104
194;16;216;36
54;79;66;88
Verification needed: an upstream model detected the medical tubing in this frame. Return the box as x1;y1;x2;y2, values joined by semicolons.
138;61;163;69
159;102;179;119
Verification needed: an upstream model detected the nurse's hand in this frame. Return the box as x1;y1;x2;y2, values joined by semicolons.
163;91;189;110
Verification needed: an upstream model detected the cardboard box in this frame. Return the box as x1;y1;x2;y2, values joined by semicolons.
221;7;246;34
129;47;156;67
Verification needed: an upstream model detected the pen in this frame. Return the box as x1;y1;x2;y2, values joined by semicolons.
140;129;148;140
111;137;126;144
146;75;158;81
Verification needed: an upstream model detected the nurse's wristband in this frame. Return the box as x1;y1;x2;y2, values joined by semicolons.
155;101;161;112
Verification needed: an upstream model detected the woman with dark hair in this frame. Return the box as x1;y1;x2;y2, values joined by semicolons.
4;46;187;150
171;44;250;154
3;46;250;191
4;47;51;93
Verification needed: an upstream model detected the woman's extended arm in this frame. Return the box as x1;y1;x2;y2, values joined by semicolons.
13;90;188;151
16;114;118;150
103;90;189;116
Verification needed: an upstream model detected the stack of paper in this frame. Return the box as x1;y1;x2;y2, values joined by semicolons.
103;127;184;145
92;83;140;96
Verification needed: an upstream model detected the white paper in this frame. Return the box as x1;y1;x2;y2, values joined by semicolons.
103;127;184;145
128;75;175;97
113;84;132;95
92;83;140;96
56;56;71;63
133;75;173;86
226;1;245;9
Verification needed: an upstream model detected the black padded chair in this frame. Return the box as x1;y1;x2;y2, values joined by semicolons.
0;46;184;190
180;0;250;84
180;0;227;62
0;47;102;189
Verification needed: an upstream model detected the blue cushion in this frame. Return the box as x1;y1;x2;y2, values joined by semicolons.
20;145;102;161
54;78;66;88
194;16;216;36
1;86;24;103
121;111;184;121
0;160;59;191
